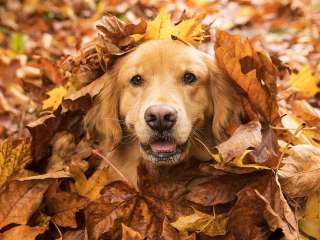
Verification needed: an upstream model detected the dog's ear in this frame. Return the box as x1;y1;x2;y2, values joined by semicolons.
205;56;244;142
84;72;122;151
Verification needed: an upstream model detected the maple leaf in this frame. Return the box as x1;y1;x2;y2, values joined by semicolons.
289;65;320;97
171;208;227;237
299;191;320;239
71;166;109;201
42;86;67;110
132;9;204;46
0;138;31;187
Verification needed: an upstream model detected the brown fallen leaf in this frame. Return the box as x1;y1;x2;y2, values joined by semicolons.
0;225;47;240
0;137;31;187
62;74;107;112
71;166;109;201
161;218;196;240
226;173;298;240
46;183;89;228
278;144;320;197
291;100;320;127
171;208;227;237
0;180;51;228
215;29;280;125
215;121;262;163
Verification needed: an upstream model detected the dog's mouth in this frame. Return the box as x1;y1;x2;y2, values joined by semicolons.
140;134;187;165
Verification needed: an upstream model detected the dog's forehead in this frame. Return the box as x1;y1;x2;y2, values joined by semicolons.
125;39;204;64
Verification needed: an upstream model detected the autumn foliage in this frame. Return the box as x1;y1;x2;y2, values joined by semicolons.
0;1;320;240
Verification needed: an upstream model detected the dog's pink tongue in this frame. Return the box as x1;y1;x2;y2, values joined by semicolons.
150;142;176;152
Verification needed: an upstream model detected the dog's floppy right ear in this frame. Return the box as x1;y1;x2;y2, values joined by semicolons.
84;72;122;151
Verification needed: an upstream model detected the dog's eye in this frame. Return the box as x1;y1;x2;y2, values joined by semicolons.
130;75;144;86
183;72;197;84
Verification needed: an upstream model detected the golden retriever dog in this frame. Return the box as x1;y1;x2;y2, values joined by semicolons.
85;39;243;185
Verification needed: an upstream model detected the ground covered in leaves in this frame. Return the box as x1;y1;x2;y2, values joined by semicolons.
0;0;320;240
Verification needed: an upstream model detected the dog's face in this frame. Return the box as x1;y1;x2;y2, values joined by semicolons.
85;39;242;166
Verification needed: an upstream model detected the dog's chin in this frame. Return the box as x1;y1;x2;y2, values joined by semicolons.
140;138;188;166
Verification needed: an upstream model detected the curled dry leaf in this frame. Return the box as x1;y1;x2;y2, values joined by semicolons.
0;137;31;187
0;225;47;240
299;191;320;239
213;121;277;170
278;144;320;198
291;100;320;126
215;29;280;125
0;180;51;229
215;121;262;163
63;230;87;240
170;208;227;237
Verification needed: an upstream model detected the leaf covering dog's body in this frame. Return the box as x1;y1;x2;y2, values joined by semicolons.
85;39;243;185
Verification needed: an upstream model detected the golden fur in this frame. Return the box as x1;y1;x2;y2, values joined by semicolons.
85;39;243;185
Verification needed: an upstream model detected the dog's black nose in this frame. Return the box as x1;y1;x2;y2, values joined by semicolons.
144;105;177;131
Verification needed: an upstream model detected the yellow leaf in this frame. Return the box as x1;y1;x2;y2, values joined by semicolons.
230;149;270;170
299;192;320;239
0;138;31;187
121;224;143;239
42;86;67;110
289;65;320;97
281;113;320;147
71;166;108;201
144;9;173;40
171;208;227;237
172;15;204;46
132;9;204;46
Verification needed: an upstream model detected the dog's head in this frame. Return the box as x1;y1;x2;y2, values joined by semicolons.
85;39;243;165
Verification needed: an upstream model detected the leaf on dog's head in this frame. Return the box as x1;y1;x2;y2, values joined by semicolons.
42;86;67;110
170;208;227;237
215;29;280;125
132;9;205;47
289;65;320;97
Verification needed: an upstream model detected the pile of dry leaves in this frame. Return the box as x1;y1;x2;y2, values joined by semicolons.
0;1;320;240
